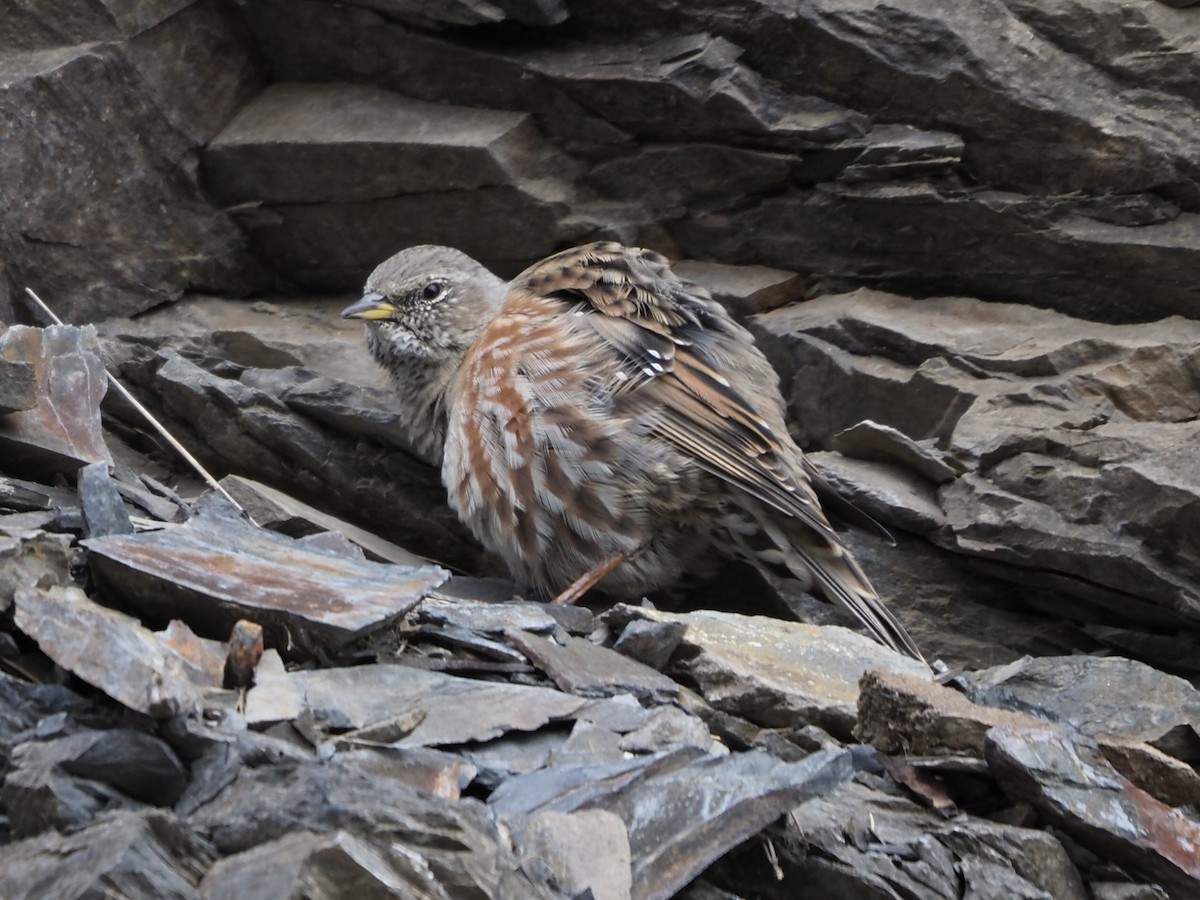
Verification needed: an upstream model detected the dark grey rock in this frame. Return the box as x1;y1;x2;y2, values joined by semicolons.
3;729;188;837
611;618;688;671
508;630;680;702
971;655;1200;764
13;584;202;718
985;726;1200;898
0;326;111;478
198;829;417;898
744;778;1086;900
0;809;213;900
0;6;259;322
610;606;929;741
751;290;1200;635
0;358;36;414
78;462;134;538
84;503;448;659
188;758;569;898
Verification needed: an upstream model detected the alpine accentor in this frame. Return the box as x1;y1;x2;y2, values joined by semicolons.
343;242;921;659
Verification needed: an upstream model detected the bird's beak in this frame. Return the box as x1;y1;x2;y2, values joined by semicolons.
341;292;398;320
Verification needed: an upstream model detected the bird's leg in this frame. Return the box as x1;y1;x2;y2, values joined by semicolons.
550;552;628;606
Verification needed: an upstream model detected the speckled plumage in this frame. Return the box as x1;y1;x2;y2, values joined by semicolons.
344;241;922;659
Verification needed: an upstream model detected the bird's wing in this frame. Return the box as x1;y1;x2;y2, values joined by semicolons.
510;241;841;543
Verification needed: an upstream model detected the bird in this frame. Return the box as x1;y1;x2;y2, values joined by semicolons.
342;241;923;660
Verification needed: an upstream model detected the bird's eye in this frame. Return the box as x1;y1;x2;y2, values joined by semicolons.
422;281;445;301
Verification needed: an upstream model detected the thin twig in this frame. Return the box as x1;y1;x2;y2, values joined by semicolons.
23;287;246;514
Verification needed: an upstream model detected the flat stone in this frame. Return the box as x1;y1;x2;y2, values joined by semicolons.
219;475;429;567
985;725;1200;897
205;82;550;204
614;606;930;740
673;259;806;317
199;829;413;899
0;809;213;900
13;584;202;718
0;529;71;613
0;326;111;477
971;655;1200;763
248;662;590;748
78;461;134;538
507;631;680;702
829;420;960;485
84;505;449;659
0;358;36;414
521;810;632;900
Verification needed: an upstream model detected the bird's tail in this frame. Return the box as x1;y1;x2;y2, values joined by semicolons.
725;498;926;663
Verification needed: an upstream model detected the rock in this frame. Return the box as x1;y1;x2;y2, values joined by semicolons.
199;829;415;899
677;186;1200;323
206;82;570;205
219;474;429;567
672;259;806;318
245;661;590;746
586;144;791;219
750;290;1200;635
611;618;688;671
0;478;79;515
857;668;1200;809
0;358;36;414
77;462;134;538
84;503;449;659
0;528;72;613
1091;884;1170;900
499;746;854;900
3;728;188;837
0;5;259;322
102;347;483;572
520;810;632;900
0;670;91;768
612;606;930;740
507;631;680;702
0;326;111;477
0;809;213;900
13;584;202;718
204;81;583;289
731;777;1087;900
985;726;1200;898
188;758;569;898
971;655;1200;764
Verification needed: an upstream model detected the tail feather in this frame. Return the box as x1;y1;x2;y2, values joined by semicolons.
726;498;926;663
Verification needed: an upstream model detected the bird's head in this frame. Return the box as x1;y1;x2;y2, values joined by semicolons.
342;245;507;365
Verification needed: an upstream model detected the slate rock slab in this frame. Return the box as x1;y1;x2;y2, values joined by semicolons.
13;584;202;718
613;606;930;740
199;829;415;899
0;325;111;477
188;758;569;898
0;809;214;900
754;778;1086;900
246;661;590;747
985;726;1200;899
84;505;449;658
971;655;1200;764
